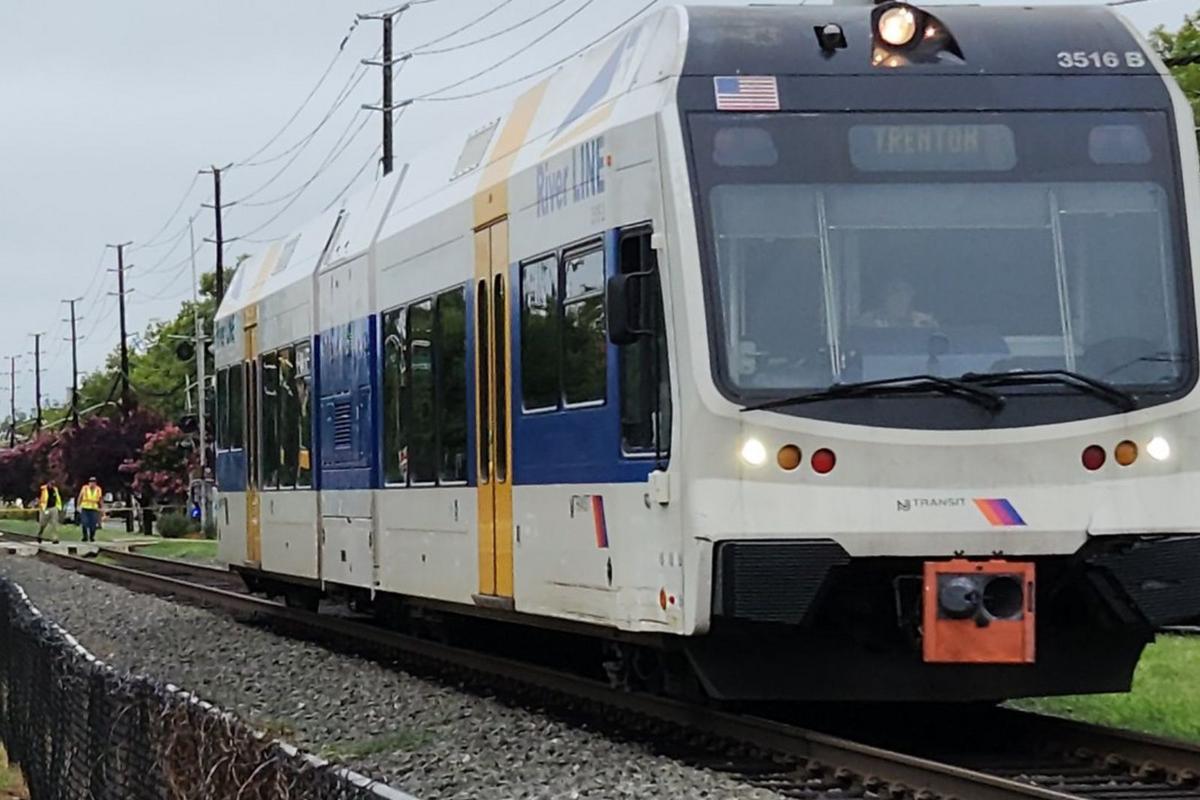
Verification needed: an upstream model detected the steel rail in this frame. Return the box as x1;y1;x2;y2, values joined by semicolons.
0;527;231;580
26;548;1075;800
993;707;1200;781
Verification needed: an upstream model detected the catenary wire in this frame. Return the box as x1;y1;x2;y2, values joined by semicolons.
234;15;368;168
420;0;658;102
132;173;203;251
411;0;572;55
413;0;600;100
406;0;518;51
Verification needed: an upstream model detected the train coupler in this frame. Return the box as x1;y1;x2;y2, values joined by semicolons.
922;559;1035;664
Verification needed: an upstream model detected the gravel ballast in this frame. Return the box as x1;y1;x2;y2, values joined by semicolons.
0;555;788;800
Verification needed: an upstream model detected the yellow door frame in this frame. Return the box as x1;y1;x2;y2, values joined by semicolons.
245;311;262;566
475;218;514;600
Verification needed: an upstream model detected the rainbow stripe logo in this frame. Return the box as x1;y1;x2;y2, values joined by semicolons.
973;498;1026;527
591;496;609;549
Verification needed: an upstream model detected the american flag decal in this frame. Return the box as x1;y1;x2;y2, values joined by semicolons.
713;76;780;111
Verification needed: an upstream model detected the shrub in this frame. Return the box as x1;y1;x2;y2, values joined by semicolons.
156;512;195;539
0;509;37;522
202;521;218;540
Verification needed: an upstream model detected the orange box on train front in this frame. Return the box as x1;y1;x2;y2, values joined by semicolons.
923;559;1035;664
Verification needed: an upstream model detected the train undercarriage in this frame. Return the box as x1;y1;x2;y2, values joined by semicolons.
235;535;1200;704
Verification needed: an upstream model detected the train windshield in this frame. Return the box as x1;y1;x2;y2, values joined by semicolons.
690;112;1191;400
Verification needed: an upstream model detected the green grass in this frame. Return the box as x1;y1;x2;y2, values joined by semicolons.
1012;634;1200;742
0;519;215;560
0;744;26;798
319;730;432;760
138;539;217;561
0;518;129;543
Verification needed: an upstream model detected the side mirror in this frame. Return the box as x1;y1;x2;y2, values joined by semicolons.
606;271;653;346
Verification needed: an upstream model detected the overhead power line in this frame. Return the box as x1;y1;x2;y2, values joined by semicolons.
234;16;366;168
411;0;571;56
406;0;517;51
132;173;204;252
413;0;601;101
420;0;659;103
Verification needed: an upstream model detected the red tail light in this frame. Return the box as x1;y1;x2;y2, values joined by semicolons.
812;448;837;474
1082;445;1106;471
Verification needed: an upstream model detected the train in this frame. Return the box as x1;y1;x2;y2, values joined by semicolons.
214;2;1200;702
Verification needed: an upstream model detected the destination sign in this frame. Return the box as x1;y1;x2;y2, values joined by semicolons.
849;124;1016;172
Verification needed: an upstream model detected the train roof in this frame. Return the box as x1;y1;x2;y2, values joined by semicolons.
216;2;1158;324
682;4;1157;78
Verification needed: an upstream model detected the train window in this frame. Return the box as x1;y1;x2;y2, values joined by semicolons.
261;352;280;489
494;276;509;482
246;360;258;487
279;346;299;488
295;343;313;488
438;288;468;483
382;307;409;486
1089;125;1151;165
477;281;491;483
618;229;671;458
713;127;779;168
562;247;607;406
228;363;244;451
409;299;437;484
520;256;560;412
216;368;229;450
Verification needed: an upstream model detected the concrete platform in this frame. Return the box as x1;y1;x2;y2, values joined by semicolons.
0;544;38;556
41;542;99;557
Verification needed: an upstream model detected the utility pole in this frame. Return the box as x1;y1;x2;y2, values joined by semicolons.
360;7;412;177
189;217;210;530
62;298;82;427
201;164;233;302
28;333;44;434
5;356;17;448
107;241;133;416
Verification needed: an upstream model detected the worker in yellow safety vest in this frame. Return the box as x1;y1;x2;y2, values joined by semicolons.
36;482;62;544
78;477;103;543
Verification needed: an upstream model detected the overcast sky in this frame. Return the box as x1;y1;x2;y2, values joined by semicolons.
0;0;1192;416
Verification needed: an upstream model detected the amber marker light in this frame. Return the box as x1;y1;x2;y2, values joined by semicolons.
777;445;802;471
1115;440;1138;467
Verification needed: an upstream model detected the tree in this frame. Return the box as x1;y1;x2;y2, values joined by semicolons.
1151;14;1200;120
121;423;196;506
50;408;164;495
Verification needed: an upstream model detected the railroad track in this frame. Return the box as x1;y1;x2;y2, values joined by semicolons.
5;540;1200;800
0;528;243;591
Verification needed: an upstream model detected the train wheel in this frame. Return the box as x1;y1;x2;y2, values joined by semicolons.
283;588;320;613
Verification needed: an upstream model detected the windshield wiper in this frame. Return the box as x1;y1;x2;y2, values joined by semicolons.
741;374;1006;414
958;369;1137;412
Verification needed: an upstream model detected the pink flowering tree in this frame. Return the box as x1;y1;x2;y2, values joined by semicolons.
121;423;197;506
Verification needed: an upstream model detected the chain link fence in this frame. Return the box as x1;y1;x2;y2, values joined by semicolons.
0;577;416;800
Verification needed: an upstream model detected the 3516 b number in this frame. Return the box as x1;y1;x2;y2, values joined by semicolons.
1056;51;1146;69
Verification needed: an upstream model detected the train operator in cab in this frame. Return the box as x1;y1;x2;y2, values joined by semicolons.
859;279;938;328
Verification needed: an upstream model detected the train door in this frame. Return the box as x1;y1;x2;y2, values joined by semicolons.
474;218;514;602
245;321;262;565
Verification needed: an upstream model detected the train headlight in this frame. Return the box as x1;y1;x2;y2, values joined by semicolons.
1147;436;1171;461
878;6;918;47
740;438;768;467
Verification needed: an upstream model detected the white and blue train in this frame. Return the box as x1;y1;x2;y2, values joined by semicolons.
215;3;1200;701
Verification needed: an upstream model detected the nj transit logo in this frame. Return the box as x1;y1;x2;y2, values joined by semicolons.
896;495;1027;527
